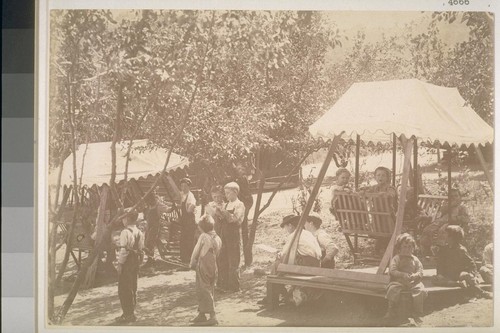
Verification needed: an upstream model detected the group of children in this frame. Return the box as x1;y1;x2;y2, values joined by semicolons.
323;165;494;324
386;227;492;324
113;165;493;326
114;207;224;325
115;181;246;326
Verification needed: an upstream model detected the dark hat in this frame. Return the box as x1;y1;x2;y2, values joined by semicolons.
306;213;322;227
280;214;300;228
180;177;192;186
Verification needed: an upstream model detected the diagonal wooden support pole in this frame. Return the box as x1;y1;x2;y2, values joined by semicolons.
474;145;494;191
376;137;414;274
283;134;343;265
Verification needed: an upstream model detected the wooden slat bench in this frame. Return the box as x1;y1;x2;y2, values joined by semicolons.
266;264;390;309
334;192;395;260
417;195;447;221
266;264;492;310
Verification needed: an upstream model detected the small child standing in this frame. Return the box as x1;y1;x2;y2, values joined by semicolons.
116;208;144;323
190;215;222;326
433;225;492;299
385;233;427;323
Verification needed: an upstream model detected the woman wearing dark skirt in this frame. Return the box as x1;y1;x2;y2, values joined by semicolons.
179;178;197;264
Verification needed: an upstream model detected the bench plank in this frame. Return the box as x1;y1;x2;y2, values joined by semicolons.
268;276;386;298
277;264;390;284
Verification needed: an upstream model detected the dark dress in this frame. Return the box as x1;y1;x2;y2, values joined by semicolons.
218;203;241;291
180;194;196;264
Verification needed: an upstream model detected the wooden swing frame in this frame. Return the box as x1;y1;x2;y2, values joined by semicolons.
266;130;493;305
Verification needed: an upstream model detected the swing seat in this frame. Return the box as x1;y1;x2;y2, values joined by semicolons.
334;191;395;260
417;195;447;221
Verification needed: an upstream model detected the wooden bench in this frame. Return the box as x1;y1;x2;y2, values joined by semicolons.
417;195;447;221
334;191;395;260
266;264;492;310
266;264;389;309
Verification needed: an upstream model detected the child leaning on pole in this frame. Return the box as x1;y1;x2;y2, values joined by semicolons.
384;233;427;324
116;208;145;323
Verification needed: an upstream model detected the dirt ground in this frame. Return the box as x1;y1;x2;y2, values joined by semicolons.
54;260;493;328
53;184;494;328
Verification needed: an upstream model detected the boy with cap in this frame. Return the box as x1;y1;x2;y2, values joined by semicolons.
116;208;145;323
280;214;322;267
258;214;322;306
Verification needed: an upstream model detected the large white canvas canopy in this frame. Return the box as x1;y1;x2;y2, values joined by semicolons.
309;79;493;146
51;139;189;187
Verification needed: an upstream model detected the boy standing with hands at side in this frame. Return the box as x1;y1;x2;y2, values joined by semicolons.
116;208;145;323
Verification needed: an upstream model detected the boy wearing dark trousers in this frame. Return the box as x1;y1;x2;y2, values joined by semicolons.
116;209;145;323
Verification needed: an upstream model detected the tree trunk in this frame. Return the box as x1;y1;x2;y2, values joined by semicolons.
241;208;251;266
53;13;217;323
245;149;265;266
48;152;67;319
243;148;316;266
110;82;125;209
47;216;58;319
56;75;80;284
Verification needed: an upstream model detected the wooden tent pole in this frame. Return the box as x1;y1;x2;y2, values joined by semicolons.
95;185;109;244
474;145;494;190
392;134;397;186
448;149;452;222
413;139;418;213
355;135;361;190
283;134;342;265
376;137;413;274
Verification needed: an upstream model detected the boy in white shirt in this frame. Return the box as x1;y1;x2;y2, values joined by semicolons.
305;214;339;268
116;208;145;323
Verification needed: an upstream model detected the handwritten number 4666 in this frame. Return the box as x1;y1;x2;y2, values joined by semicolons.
449;0;470;5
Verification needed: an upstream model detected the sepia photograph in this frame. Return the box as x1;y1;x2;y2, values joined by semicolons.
38;0;495;330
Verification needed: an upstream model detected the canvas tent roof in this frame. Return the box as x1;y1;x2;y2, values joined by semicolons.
51;139;189;187
309;79;493;147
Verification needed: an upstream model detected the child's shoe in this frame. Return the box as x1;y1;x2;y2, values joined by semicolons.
203;317;219;326
116;314;136;323
412;313;423;325
190;313;206;323
383;302;397;322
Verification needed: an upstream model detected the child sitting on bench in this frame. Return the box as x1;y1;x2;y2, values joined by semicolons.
330;168;352;215
304;214;339;268
258;214;322;306
420;189;470;256
385;233;427;323
433;225;492;299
